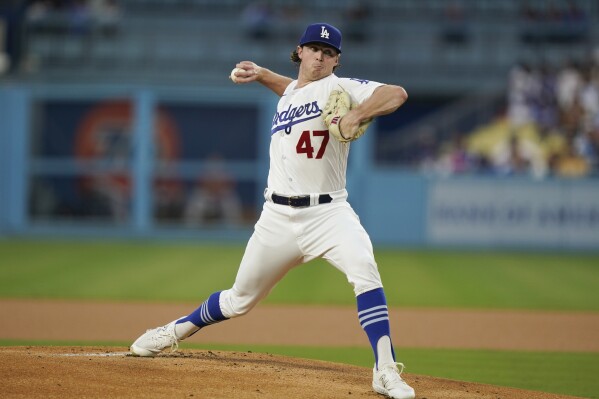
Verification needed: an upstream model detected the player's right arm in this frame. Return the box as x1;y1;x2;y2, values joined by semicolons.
233;61;293;97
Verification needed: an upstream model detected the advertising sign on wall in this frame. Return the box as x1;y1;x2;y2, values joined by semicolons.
428;179;599;248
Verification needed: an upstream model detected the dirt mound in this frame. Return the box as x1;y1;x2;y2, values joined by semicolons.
0;346;581;399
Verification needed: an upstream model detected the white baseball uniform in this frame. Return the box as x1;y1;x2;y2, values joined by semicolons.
219;74;385;318
130;62;414;399
131;22;414;397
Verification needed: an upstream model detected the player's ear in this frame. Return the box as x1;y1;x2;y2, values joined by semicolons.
297;46;303;59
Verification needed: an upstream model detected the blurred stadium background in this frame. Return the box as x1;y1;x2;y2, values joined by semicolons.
0;0;598;249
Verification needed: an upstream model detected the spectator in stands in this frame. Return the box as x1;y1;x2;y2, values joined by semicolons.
412;127;439;173
493;135;528;176
556;60;583;110
492;133;546;178
406;52;599;178
501;55;599;178
154;176;185;222
184;154;243;227
531;64;559;131
574;126;599;174
579;68;599;132
538;125;567;173
507;62;536;128
554;136;591;178
78;171;130;222
560;94;585;134
435;132;475;175
557;60;584;132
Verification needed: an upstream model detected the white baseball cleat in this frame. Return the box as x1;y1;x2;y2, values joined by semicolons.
130;319;180;357
372;362;416;399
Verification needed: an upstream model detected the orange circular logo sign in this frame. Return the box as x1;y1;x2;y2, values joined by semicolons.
74;100;180;207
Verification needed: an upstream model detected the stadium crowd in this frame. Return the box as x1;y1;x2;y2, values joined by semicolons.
427;54;599;180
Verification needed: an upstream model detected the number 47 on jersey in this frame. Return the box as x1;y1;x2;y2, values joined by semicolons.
296;130;329;159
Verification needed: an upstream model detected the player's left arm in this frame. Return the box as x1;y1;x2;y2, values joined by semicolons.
340;85;408;138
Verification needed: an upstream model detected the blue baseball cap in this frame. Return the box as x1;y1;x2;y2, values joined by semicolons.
299;23;342;53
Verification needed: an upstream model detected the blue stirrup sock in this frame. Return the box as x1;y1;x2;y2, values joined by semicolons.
174;291;228;339
357;287;396;369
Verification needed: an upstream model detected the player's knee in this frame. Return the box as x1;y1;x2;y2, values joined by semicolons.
353;281;384;296
219;288;259;318
346;259;383;295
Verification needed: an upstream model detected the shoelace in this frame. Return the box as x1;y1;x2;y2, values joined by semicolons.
380;362;408;387
150;325;179;353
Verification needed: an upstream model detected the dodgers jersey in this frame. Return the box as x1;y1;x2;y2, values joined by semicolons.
268;74;383;195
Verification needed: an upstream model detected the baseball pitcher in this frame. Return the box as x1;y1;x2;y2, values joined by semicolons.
130;22;414;399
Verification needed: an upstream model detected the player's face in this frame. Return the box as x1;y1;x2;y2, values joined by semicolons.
297;43;339;82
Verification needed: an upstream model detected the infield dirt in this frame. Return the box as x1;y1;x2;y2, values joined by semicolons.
1;299;596;398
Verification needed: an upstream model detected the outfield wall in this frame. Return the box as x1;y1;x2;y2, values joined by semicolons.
363;173;599;249
1;84;597;250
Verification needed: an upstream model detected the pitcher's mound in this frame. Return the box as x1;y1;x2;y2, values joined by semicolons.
0;346;579;398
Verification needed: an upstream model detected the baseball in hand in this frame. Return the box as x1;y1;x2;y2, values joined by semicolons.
230;67;244;83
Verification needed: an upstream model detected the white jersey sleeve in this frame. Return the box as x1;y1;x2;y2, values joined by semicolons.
267;74;383;196
335;77;383;106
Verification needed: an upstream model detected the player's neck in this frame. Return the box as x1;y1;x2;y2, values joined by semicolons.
296;72;332;89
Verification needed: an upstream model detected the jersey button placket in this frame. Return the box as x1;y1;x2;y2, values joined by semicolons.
281;141;293;184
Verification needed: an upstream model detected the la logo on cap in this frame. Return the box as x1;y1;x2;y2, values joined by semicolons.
299;23;342;53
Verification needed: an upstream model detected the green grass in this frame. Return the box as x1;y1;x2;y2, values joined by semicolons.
2;339;597;399
1;239;598;311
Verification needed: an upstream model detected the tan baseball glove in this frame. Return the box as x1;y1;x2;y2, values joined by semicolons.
322;87;373;143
